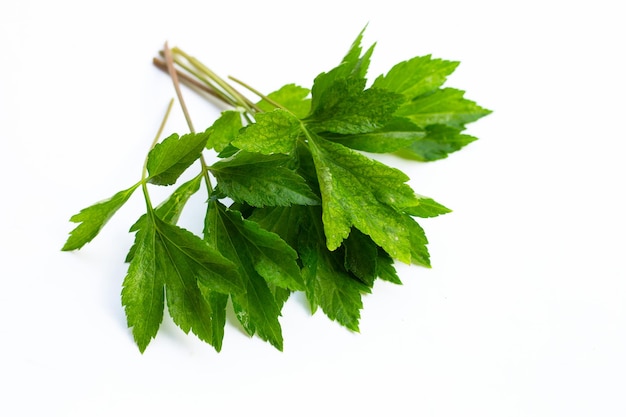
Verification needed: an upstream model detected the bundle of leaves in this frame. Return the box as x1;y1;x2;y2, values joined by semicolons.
62;28;490;353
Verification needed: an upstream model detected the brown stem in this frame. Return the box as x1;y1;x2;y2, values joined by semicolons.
161;42;214;192
162;42;195;133
153;58;229;106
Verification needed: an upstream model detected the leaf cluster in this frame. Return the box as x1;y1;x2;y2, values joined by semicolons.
62;28;490;352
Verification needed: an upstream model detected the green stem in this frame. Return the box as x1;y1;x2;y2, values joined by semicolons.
162;42;214;194
172;47;259;114
153;57;231;107
170;54;238;108
228;75;284;111
141;98;175;211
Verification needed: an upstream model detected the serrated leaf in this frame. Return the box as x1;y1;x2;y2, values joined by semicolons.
196;288;228;352
308;133;423;262
231;109;301;155
337;119;477;160
156;215;243;348
298;206;369;331
154;215;243;294
306;78;404;135
208;202;304;291
123;211;242;352
62;183;140;251
126;175;203;262
271;286;293;312
398;124;478;161
156;230;215;345
329;130;423;154
204;201;305;350
326;118;424;153
64;27;492;353
257;84;311;118
216;143;240;158
308;262;368;333
121;219;164;353
376;248;402;285
248;204;381;321
310;26;374;114
395;88;491;129
210;151;319;207
147;130;209;185
404;196;452;218
206;110;243;152
404;216;431;268
247;205;306;250
131;174;202;232
344;228;378;286
372;55;459;98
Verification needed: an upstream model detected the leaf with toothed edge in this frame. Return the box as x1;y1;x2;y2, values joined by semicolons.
62;26;491;353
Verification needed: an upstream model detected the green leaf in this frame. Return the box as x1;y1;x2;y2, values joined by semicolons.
249;204;380;321
247;205;306;250
231;109;301;155
154;215;243;294
376;248;402;285
404;216;431;268
204;201;305;350
257;84;311;118
121;219;164;353
306;261;368;332
126;175;203;262
372;55;459;98
306;79;404;135
132;174;202;231
404;196;452;218
298;206;369;331
331;117;479;162
206;110;243;152
398;125;478;161
326;118;424;153
196;289;228;352
343;228;378;286
215;144;240;159
395;88;491;130
208;202;304;291
329;130;422;154
123;211;242;352
62;183;140;251
210;151;319;207
270;286;293;312
308;133;422;262
310;26;374;114
147;130;209;185
337;119;477;160
154;214;242;348
155;229;216;346
64;27;492;352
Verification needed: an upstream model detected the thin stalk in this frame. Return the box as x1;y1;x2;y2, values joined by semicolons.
141;98;175;211
228;75;284;111
162;42;214;194
172;47;260;114
163;43;195;133
160;52;239;108
153;58;229;106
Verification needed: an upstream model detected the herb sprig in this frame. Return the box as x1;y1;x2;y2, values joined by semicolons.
62;28;490;353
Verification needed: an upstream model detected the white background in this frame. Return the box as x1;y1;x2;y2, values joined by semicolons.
1;1;625;416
